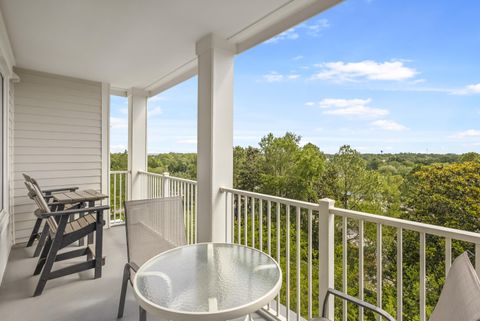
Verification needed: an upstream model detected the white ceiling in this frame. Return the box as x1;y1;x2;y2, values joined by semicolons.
0;0;297;89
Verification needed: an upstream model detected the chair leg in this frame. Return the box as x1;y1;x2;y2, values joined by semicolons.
139;306;146;321
33;223;49;257
94;215;103;279
117;264;130;319
34;236;52;276
26;218;42;247
33;232;63;296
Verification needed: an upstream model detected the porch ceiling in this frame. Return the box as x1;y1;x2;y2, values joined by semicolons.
0;0;340;93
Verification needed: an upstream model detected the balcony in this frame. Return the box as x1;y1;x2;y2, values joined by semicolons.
0;1;479;321
2;170;480;320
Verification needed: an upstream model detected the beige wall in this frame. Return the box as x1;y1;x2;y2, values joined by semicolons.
12;68;103;243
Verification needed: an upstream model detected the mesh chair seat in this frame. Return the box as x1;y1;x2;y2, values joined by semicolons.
124;197;186;272
118;196;186;319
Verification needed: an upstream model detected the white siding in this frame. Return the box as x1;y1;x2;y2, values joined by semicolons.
13;68;102;243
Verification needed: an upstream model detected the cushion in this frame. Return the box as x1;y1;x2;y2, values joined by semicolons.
429;252;480;321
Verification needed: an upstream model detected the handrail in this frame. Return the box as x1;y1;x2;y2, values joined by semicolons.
220;186;480;243
137;170;197;184
331;207;480;244
219;187;319;211
110;170;130;174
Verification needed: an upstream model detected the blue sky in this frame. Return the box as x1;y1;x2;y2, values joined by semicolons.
111;0;480;154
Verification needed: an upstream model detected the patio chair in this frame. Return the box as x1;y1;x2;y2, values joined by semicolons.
312;251;480;321
26;181;109;296
23;173;79;253
117;196;186;321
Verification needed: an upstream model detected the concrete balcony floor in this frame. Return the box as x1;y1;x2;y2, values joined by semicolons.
0;226;267;321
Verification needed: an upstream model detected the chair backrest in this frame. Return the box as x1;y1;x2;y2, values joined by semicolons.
25;181;58;231
429;252;480;321
23;173;43;194
124;197;186;270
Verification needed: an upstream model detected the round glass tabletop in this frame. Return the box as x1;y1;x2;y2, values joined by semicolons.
133;243;282;321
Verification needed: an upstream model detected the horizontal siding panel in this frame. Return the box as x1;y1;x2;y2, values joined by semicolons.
14;122;100;134
14;130;100;142
16;104;100;120
16;68;101;92
15;96;100;112
14;169;101;181
14;138;100;149
14;146;101;156
13;69;103;244
15;90;101;107
15;111;100;125
14;155;100;164
15;81;101;99
13;162;101;172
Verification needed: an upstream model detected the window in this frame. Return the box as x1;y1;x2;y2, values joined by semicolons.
0;72;4;212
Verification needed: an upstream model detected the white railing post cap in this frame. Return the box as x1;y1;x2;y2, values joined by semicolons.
319;198;335;208
163;172;170;177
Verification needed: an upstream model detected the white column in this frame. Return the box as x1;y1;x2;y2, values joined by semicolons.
128;88;148;200
318;198;335;320
101;83;111;226
196;34;235;243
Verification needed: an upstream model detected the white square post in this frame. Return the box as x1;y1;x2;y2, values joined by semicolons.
128;88;148;200
196;34;235;243
319;198;335;320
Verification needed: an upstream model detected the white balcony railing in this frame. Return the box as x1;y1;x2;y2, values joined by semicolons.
137;171;197;244
113;172;480;321
110;170;129;226
219;187;480;321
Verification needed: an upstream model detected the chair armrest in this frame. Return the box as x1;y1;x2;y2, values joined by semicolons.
322;288;395;321
42;186;79;195
37;205;110;218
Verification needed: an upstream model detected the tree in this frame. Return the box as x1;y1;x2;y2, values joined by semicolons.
460;152;480;163
403;161;480;231
320;145;382;210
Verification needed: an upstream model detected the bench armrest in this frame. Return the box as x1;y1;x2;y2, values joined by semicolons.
42;187;79;195
37;205;110;218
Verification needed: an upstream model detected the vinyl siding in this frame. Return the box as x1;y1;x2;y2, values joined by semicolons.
13;68;102;243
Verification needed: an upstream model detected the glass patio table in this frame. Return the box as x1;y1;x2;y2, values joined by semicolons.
133;243;282;321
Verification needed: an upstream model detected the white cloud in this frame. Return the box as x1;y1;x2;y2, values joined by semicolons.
318;98;372;109
265;28;299;43
311;60;418;82
148;106;163;117
452;83;480;95
292;55;304;61
110;117;128;129
308;98;388;118
324;106;388;117
451;129;480;139
119;107;128;115
304;19;330;37
371;120;408;131
265;19;329;44
262;71;301;82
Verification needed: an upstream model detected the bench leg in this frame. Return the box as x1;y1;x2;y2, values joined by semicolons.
27;218;42;247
